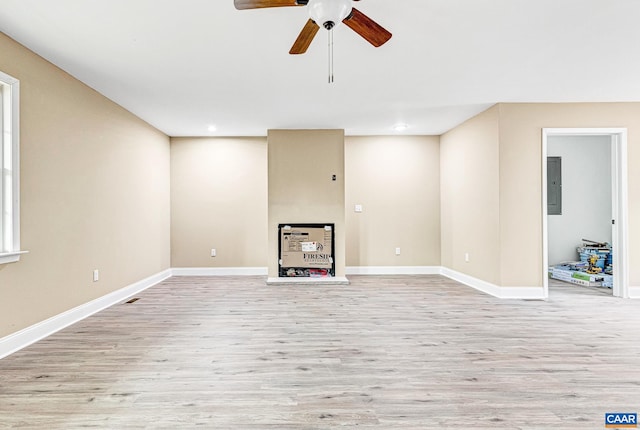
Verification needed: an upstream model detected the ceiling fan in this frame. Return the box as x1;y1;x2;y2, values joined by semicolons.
234;0;392;55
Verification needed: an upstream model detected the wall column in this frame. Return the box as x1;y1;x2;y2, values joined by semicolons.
267;129;347;283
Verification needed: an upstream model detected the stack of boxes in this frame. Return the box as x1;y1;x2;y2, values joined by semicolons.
549;241;614;288
577;246;610;272
548;264;613;287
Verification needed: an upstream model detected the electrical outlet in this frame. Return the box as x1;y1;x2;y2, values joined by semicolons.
93;269;99;282
355;204;363;213
465;253;470;263
395;247;401;256
211;248;217;257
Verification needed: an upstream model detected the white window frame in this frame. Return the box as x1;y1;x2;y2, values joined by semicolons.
0;70;25;264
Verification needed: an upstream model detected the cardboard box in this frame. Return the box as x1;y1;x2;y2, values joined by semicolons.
567;278;602;287
280;224;334;271
571;271;604;282
549;267;603;287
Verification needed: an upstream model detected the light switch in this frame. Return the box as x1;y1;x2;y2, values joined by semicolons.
355;204;363;213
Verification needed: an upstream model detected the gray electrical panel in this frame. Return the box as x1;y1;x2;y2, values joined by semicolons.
547;156;562;215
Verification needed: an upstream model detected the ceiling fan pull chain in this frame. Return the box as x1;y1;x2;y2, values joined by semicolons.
328;27;334;83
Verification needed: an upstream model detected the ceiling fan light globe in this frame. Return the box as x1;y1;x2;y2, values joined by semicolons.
308;0;352;29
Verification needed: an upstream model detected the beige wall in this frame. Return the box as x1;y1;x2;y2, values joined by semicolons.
345;136;440;267
170;137;268;267
170;134;443;271
267;130;345;278
440;106;501;284
498;103;640;288
0;33;171;338
442;102;639;289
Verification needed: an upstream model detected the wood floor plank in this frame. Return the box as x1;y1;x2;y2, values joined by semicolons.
0;275;639;429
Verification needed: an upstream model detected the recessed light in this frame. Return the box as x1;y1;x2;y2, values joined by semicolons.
207;125;217;132
393;123;409;132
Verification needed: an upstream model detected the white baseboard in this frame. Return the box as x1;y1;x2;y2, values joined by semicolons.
346;266;441;275
440;267;546;300
347;266;546;299
266;276;350;285
0;269;172;360
171;267;268;276
628;286;640;299
440;267;501;297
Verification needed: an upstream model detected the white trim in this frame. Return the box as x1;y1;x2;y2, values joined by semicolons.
629;287;640;299
440;267;546;300
542;128;629;299
541;131;549;299
0;70;23;263
613;132;630;298
266;276;350;285
0;250;28;264
346;266;441;275
441;267;501;297
171;267;268;276
0;269;172;360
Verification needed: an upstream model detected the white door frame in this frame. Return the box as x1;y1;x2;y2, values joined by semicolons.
542;128;629;299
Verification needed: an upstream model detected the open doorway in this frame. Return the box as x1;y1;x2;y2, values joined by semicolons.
548;135;613;295
542;128;629;299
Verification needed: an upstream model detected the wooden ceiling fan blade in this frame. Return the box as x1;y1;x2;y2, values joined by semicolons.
289;19;320;54
234;0;306;10
343;7;392;47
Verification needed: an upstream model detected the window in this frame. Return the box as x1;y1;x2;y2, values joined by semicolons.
0;70;23;264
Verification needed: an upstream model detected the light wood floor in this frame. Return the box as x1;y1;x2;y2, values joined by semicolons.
1;275;639;429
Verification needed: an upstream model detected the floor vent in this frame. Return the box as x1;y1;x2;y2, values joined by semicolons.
125;298;140;304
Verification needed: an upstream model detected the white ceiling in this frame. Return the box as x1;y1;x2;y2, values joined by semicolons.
1;0;640;137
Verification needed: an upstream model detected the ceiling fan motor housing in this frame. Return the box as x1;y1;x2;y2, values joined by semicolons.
308;0;352;30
